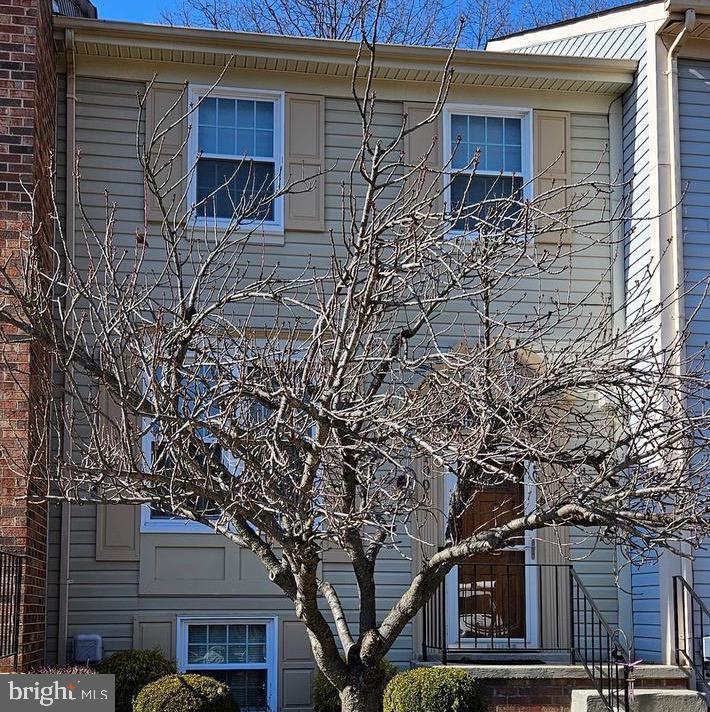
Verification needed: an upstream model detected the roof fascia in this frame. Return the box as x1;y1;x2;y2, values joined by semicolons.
53;15;637;86
488;2;667;50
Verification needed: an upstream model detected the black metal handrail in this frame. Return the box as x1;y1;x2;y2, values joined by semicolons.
422;571;447;664
0;551;22;669
421;562;631;712
570;570;631;712
673;575;710;695
423;562;574;659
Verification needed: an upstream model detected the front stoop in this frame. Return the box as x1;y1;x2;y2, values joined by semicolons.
417;664;690;712
571;689;707;712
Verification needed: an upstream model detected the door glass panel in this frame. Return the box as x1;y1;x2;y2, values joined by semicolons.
457;467;527;642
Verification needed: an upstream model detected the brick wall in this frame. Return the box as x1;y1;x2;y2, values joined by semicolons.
0;0;56;671
477;672;688;712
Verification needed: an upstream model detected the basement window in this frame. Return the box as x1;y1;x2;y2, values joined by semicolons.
178;618;277;712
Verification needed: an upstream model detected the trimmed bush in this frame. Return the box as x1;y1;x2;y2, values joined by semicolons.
133;674;239;712
314;659;399;712
383;667;485;712
96;648;176;712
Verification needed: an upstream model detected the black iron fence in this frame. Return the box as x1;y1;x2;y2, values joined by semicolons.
422;562;632;712
673;575;710;695
0;551;23;668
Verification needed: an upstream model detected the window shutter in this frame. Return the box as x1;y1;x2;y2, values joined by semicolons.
284;94;325;232
404;102;442;211
533;110;572;244
145;82;189;223
95;381;141;561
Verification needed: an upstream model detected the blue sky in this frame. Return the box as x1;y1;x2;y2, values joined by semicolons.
94;0;164;23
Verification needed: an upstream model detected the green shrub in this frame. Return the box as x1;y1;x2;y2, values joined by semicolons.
133;674;239;712
314;659;399;712
96;648;176;712
383;667;485;712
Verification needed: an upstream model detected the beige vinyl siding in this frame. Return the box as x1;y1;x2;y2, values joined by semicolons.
567;112;618;630
51;72;619;678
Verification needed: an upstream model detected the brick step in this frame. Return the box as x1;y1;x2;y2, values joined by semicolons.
415;663;691;711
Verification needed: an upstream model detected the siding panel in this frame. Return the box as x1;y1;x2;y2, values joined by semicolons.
678;60;710;623
57;76;616;680
509;24;661;662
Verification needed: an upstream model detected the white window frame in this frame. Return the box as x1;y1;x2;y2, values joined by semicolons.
442;104;533;235
139;348;314;534
139;367;239;534
177;616;278;712
188;85;285;237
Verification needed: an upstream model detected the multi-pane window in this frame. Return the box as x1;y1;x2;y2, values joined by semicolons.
140;367;234;532
194;93;281;225
182;622;273;712
448;112;527;232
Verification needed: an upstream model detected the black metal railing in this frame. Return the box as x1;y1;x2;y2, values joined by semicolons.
673;575;710;695
421;571;447;663
0;551;22;668
421;563;631;712
570;570;631;712
423;563;574;659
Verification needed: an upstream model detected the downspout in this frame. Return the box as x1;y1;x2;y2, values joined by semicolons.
57;28;76;666
666;8;694;357
660;8;696;666
608;94;634;648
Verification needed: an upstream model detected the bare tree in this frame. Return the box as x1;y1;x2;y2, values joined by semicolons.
1;30;709;712
160;0;636;49
161;0;457;45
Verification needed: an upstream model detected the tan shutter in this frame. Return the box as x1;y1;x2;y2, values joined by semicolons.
145;82;188;223
533;110;572;244
96;503;141;561
133;616;176;658
95;379;141;562
284;94;325;232
404;102;442;211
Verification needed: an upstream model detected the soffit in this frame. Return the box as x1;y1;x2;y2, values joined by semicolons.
53;17;637;95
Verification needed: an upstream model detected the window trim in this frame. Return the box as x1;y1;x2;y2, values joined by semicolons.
176;616;278;712
442;104;533;235
139;348;312;534
188;85;286;237
139;367;237;534
139;422;217;534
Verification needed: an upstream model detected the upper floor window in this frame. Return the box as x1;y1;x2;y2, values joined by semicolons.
445;107;531;233
191;88;284;231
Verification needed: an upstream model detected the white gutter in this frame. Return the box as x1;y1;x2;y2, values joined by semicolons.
665;8;694;355
657;7;695;666
57;27;76;667
608;95;635;647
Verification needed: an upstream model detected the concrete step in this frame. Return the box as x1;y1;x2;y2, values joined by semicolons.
570;689;707;712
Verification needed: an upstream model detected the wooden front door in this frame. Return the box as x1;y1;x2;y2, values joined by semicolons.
457;476;529;643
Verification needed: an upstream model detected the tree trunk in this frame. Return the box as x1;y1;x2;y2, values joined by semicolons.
339;682;382;712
